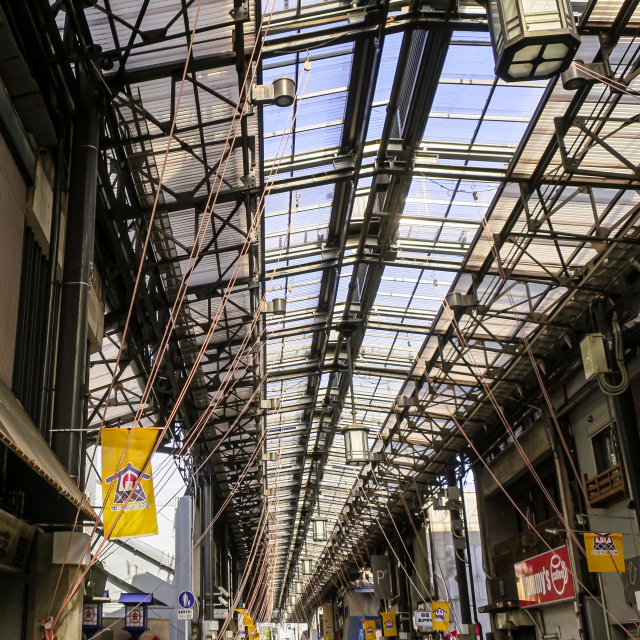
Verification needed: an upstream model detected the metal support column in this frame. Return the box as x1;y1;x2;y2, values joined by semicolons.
38;129;67;439
595;305;640;531
202;476;214;621
458;463;481;638
446;466;473;632
51;67;100;483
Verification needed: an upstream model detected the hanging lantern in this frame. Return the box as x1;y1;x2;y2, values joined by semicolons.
295;581;304;594
312;516;327;541
479;0;580;81
290;595;297;606
302;558;314;574
342;422;370;465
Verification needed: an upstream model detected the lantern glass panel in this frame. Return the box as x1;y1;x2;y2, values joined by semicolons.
303;559;313;574
543;42;568;59
502;0;522;38
513;44;541;62
295;582;304;594
535;60;563;75
522;0;561;30
508;63;533;77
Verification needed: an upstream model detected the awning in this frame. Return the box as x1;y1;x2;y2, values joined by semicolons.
0;378;97;520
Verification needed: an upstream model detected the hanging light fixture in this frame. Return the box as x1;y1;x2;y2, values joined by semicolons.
341;328;370;465
302;558;314;575
342;422;370;465
478;0;580;81
312;468;328;541
295;581;304;594
312;516;327;541
290;595;297;606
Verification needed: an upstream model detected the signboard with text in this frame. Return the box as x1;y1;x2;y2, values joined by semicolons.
514;546;575;608
413;610;432;630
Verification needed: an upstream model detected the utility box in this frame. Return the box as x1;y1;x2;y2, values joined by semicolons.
580;333;609;380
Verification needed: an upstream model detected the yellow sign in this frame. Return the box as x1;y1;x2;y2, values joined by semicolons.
362;619;377;640
431;602;450;631
585;533;625;573
381;612;397;637
101;428;158;539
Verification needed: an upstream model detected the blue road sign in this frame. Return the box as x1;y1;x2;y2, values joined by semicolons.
178;591;196;609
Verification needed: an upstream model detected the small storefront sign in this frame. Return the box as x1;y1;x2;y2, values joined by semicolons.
381;612;397;636
413;610;432;630
584;533;625;573
362;619;377;640
514;545;575;608
0;508;35;571
431;602;450;631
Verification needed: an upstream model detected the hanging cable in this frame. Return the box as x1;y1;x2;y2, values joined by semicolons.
598;312;630;396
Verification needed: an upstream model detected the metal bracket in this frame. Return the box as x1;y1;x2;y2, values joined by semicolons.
242;169;256;188
229;0;250;21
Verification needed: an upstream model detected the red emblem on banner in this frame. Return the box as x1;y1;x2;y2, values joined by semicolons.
514;546;575;607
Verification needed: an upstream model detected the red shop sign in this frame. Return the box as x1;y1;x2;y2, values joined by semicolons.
514;545;575;608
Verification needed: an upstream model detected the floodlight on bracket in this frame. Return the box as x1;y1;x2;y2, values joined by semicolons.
446;292;478;310
263;298;286;315
251;77;296;107
396;394;420;408
561;59;610;91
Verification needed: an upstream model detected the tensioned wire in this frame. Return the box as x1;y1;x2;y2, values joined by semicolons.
125;62;315;553
90;357;297;637
48;0;302;620
81;0;286;537
470;194;640;624
423;226;639;631
429;290;639;628
80;178;311;628
139;71;312;507
84;408;273;639
296;214;638;634
43;0;217;624
172;59;314;458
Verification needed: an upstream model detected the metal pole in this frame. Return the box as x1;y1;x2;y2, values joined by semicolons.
458;462;481;638
38;127;67;439
595;305;640;532
446;466;473;632
51;65;100;483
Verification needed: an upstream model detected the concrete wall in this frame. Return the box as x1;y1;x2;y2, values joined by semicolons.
0;568;29;640
0;128;26;387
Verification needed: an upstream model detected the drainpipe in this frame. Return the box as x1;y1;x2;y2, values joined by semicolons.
51;66;100;484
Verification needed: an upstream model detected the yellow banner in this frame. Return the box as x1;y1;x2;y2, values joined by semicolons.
584;533;625;573
381;612;397;637
101;428;158;539
362;619;377;640
431;602;450;631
